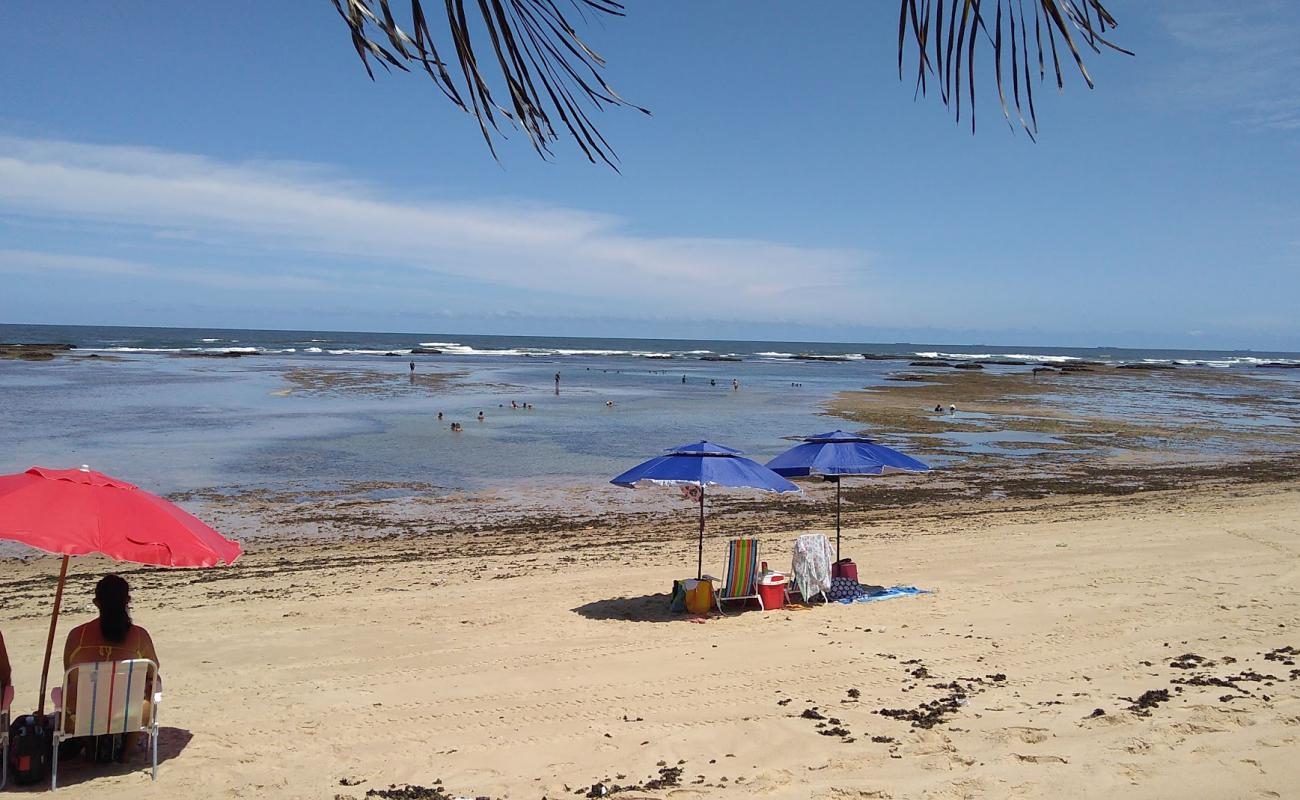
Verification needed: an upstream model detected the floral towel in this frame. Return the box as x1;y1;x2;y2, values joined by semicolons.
792;533;834;598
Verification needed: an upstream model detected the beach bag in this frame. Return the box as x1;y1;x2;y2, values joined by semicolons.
828;576;866;602
683;580;714;615
8;712;53;785
669;580;687;612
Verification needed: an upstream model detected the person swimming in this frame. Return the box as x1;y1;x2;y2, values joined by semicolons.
477;411;485;421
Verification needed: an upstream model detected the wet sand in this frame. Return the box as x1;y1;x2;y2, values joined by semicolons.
277;365;465;397
1;478;1297;799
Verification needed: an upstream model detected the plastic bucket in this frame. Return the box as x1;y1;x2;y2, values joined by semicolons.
758;573;787;610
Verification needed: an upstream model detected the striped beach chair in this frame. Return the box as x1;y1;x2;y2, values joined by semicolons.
713;538;764;613
50;659;162;789
1;682;12;789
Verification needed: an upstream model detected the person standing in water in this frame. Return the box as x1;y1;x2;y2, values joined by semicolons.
732;378;739;392
554;371;561;395
409;360;415;373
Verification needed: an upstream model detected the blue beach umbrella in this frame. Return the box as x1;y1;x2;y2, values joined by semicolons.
766;430;930;562
611;441;800;579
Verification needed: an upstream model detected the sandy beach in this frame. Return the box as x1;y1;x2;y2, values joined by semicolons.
7;1;1300;795
2;475;1296;799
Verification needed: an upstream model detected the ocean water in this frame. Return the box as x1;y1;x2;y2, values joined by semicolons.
5;323;1300;366
2;324;1298;497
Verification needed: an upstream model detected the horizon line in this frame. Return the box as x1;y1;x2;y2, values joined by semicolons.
1;321;1295;356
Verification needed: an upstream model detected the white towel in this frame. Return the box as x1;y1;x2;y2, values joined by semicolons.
792;533;834;597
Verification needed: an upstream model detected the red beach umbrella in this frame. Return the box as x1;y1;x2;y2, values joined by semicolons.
0;466;242;713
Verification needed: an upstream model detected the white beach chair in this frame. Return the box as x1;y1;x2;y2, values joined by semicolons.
49;659;161;789
1;682;12;789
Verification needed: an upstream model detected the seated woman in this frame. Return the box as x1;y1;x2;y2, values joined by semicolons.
62;574;159;762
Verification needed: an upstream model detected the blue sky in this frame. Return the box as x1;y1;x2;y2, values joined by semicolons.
1;1;1298;349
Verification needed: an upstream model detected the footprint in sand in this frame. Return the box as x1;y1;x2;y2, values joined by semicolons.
1000;726;1050;744
1012;753;1069;764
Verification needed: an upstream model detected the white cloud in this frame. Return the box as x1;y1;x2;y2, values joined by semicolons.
0;135;882;323
0;249;329;292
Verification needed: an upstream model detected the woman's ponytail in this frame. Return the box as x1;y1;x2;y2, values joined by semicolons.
95;574;132;643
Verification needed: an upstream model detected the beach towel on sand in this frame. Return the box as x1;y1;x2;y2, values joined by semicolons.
835;585;928;604
792;533;834;599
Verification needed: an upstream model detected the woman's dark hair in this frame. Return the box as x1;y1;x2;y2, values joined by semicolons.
95;574;132;643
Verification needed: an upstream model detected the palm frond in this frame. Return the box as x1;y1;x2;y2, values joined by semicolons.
898;0;1132;139
332;0;648;167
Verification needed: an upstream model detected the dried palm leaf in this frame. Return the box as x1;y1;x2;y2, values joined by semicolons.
898;0;1131;139
332;0;648;167
336;1;1131;164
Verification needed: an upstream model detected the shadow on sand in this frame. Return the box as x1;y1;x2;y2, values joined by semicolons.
573;592;791;622
572;592;683;623
13;727;195;792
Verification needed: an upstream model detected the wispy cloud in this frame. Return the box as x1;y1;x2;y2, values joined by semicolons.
1158;1;1300;132
0;249;329;292
0;135;882;324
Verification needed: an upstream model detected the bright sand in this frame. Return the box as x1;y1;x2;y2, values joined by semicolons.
2;481;1297;799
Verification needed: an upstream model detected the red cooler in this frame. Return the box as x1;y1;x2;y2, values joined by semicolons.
833;559;859;582
758;572;787;610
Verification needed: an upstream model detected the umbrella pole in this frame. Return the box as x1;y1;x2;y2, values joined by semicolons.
697;484;705;580
835;478;842;564
37;554;69;716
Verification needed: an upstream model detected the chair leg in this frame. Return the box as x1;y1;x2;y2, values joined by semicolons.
2;736;8;790
51;734;60;790
151;727;159;781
